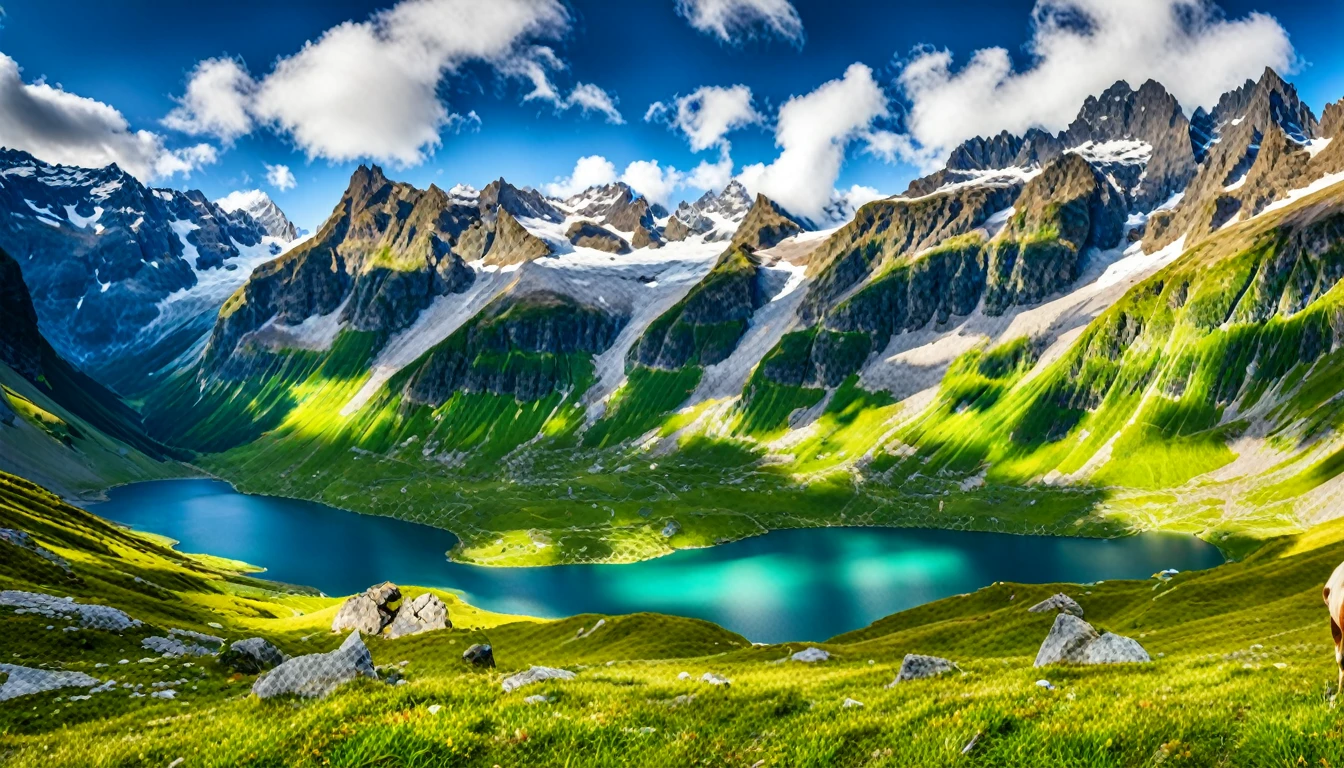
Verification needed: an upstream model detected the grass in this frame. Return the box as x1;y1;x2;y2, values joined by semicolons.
7;466;1344;766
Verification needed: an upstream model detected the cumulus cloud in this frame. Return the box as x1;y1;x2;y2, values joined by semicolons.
646;84;760;152
162;57;256;144
165;0;620;166
675;0;804;45
544;154;617;197
544;151;732;208
737;63;891;220
0;53;216;181
265;163;297;192
894;0;1296;166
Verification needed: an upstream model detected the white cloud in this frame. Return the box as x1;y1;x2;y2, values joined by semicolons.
166;0;621;166
620;160;683;208
565;83;624;124
0;53;216;181
265;163;297;192
685;147;735;192
675;0;803;45
544;154;617;197
544;151;733;208
737;63;890;220
895;0;1296;165
162;57;256;143
646;84;760;152
216;189;268;213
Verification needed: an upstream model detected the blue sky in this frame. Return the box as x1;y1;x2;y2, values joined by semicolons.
2;0;1343;229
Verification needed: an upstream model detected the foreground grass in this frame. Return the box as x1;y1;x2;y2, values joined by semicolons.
5;469;1344;765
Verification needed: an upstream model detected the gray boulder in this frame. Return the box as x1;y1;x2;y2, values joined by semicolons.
791;647;830;663
169;628;224;650
0;664;99;701
1028;593;1084;617
385;593;450;639
462;643;495;668
1034;614;1101;667
252;631;377;699
889;654;958;685
501;666;575;693
661;520;681;538
221;638;288;674
1083;632;1152;664
332;582;401;635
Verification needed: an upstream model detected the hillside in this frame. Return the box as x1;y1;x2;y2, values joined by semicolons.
4;468;1344;765
113;67;1344;566
0;247;191;497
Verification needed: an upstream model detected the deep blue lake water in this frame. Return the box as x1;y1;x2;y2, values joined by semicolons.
91;479;1225;642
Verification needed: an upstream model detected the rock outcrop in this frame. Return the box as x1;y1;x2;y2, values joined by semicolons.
0;590;141;631
0;664;99;701
889;654;958;685
501;665;575;693
463;643;495;668
332;582;402;635
567;221;630;254
252;631;376;699
731;194;806;251
1034;614;1101;666
1034;614;1151;666
1028;593;1085;618
385;593;450;639
791;647;830;663
221;638;288;674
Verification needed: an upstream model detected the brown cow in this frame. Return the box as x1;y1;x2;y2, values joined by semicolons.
1325;562;1344;697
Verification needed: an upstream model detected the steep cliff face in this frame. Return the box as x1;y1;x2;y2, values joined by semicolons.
0;149;282;389
627;246;766;371
801;179;1022;324
910;80;1198;212
0;246;179;461
404;291;624;404
983;153;1126;314
752;153;1124;390
201;166;569;374
1144;68;1321;250
731;195;807;251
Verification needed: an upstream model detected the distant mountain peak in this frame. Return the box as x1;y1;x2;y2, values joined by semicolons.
215;189;300;242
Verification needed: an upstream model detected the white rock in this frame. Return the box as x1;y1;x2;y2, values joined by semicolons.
842;698;864;708
791;647;829;663
701;673;730;686
501;666;575;693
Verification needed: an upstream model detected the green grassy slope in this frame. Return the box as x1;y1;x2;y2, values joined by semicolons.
5;470;1344;766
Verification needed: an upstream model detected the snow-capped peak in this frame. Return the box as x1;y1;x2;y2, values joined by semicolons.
214;189;300;242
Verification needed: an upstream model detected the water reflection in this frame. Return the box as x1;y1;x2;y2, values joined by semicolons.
92;479;1225;643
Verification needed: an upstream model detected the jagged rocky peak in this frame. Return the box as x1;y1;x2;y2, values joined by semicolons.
919;78;1198;210
1143;67;1323;250
480;177;561;225
670;179;754;241
1321;101;1344;140
1005;153;1126;253
731;194;808;251
203;164;494;374
0;148;283;388
216;190;301;241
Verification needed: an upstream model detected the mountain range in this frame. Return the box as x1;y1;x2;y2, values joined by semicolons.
6;66;1344;565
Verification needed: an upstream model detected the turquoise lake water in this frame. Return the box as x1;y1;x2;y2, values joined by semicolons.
91;479;1225;642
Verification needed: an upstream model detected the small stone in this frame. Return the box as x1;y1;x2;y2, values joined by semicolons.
151;690;176;699
1035;680;1055;690
842;698;864;708
701;673;730;686
221;638;287;674
428;704;442;715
